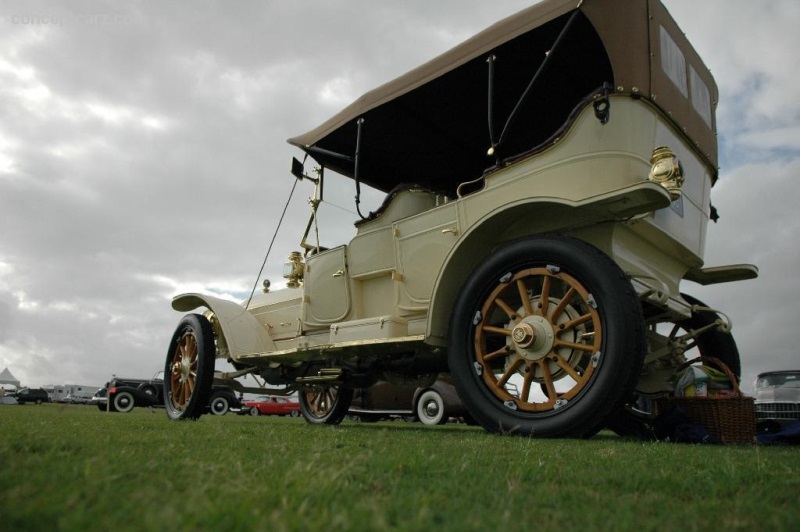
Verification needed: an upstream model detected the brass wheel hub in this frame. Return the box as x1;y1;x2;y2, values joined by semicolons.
510;315;554;361
173;356;191;383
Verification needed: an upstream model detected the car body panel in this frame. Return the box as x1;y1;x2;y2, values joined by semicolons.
349;378;467;422
243;396;300;416
13;388;51;404
754;371;800;427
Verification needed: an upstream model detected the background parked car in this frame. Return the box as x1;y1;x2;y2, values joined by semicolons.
754;370;800;433
97;373;241;415
242;396;300;417
60;394;91;404
13;387;51;405
348;376;469;425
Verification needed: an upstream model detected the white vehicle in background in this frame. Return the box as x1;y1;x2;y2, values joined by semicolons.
754;371;800;433
164;0;756;438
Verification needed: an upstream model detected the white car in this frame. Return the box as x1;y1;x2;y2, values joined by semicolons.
754;371;800;433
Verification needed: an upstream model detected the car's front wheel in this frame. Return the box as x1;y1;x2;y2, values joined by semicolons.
448;235;645;438
164;314;215;420
299;385;353;425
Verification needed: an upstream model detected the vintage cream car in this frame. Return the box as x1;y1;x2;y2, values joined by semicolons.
165;0;757;437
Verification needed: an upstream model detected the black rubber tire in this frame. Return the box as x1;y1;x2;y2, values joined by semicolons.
164;314;216;421
209;394;230;416
448;234;645;438
678;294;741;377
299;385;354;425
249;406;260;416
113;391;135;413
416;389;447;425
290;409;300;418
462;412;479;426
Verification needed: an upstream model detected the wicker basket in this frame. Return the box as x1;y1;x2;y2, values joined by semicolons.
657;356;756;444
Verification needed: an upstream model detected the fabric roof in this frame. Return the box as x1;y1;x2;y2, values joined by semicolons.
288;0;717;194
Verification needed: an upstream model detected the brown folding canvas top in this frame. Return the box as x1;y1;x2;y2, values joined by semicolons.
288;0;718;194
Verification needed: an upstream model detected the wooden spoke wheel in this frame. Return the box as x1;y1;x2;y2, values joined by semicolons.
299;385;353;425
164;314;215;421
448;235;645;438
474;266;602;412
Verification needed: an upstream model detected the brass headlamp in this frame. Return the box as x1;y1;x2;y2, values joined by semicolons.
283;251;305;288
648;146;684;200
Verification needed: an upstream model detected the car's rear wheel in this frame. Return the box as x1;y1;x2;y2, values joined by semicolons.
299;385;353;425
448;235;645;438
209;394;230;416
138;383;159;400
417;389;447;425
164;314;215;420
674;294;741;376
607;294;742;439
113;391;135;413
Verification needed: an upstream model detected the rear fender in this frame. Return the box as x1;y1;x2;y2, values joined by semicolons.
109;386;158;407
425;182;671;345
172;293;276;361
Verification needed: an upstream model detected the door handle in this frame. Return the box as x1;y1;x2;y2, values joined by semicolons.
332;269;345;277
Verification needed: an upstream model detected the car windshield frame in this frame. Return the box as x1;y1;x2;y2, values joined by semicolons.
755;372;800;390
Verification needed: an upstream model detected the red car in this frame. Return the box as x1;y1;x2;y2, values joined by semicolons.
243;396;300;417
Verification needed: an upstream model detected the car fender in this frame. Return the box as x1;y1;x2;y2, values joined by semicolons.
110;385;160;407
172;293;276;361
425;182;671;345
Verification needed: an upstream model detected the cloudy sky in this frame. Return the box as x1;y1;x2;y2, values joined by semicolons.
1;0;797;394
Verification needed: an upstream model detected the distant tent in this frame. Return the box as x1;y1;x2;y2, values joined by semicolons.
0;367;21;389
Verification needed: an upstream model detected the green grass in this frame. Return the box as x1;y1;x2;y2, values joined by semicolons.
1;404;798;531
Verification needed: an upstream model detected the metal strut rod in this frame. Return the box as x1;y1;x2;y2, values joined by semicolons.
353;117;367;220
488;9;582;156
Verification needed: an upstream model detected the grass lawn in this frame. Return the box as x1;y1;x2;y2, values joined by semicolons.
1;403;798;531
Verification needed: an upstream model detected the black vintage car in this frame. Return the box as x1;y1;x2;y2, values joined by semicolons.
96;373;241;415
